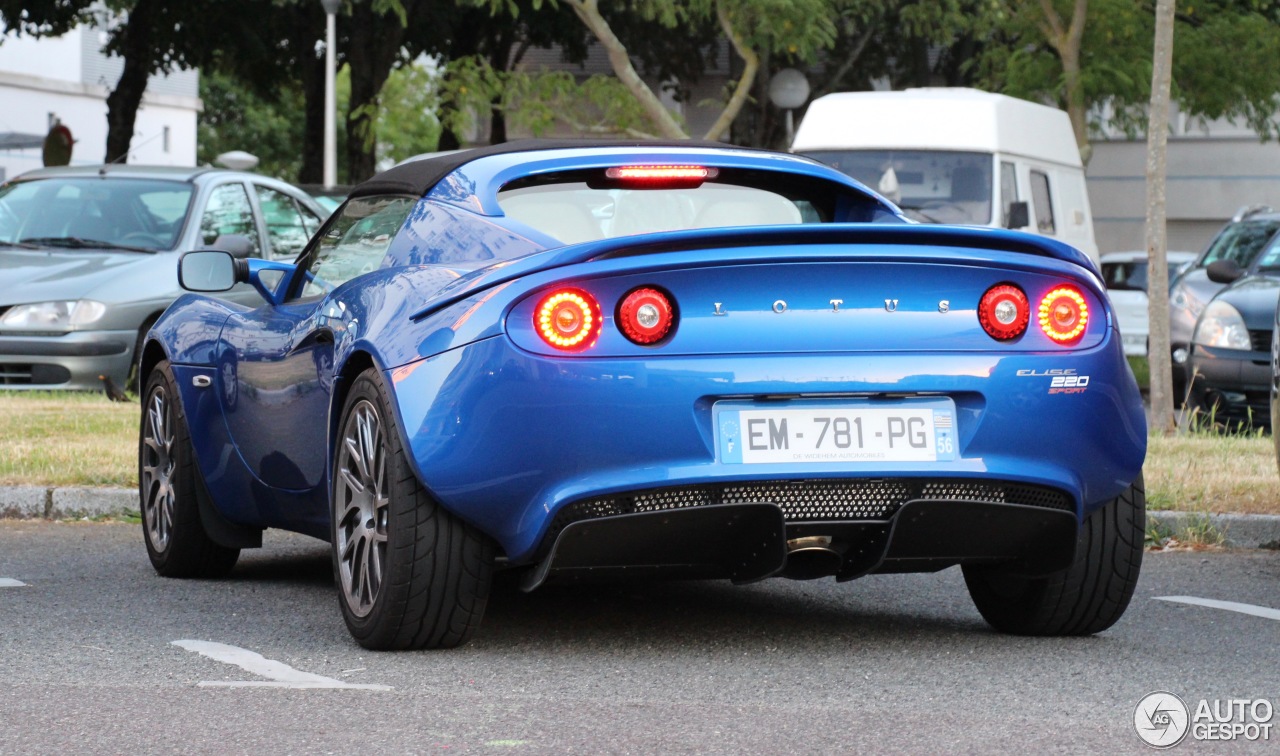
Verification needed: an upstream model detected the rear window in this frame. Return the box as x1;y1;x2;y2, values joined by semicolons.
1101;259;1189;291
495;168;881;245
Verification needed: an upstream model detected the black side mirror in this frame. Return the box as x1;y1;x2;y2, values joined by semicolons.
179;250;244;292
1005;201;1029;229
211;233;255;259
1205;258;1246;285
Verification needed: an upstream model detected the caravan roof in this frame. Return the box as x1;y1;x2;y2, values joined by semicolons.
792;88;1082;168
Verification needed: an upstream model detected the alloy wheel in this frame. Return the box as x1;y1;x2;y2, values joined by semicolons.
335;399;390;618
140;385;175;552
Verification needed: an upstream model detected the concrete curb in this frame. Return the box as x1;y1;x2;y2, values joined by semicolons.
0;486;137;520
1;486;1278;550
1148;510;1280;550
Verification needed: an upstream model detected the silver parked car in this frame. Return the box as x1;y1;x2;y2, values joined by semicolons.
1100;249;1195;357
0;165;327;390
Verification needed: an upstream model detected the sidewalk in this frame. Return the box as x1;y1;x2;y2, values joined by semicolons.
3;485;1278;550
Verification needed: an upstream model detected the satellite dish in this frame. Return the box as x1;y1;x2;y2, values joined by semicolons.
42;121;75;167
216;150;260;171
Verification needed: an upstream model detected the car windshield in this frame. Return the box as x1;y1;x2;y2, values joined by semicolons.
495;172;850;244
0;177;194;252
1200;219;1280;269
800;149;993;225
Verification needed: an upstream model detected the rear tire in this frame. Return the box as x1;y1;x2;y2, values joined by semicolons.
332;368;495;650
139;361;240;577
963;476;1144;636
127;316;159;394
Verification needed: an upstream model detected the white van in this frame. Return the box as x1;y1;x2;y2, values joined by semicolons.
792;88;1098;263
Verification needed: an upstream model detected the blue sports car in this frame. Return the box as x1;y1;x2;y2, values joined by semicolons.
138;140;1147;649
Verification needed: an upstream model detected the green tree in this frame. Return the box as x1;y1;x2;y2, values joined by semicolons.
971;0;1280;163
470;0;849;140
371;61;442;164
558;0;843;140
197;71;308;181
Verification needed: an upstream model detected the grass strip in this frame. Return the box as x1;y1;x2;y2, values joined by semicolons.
0;392;137;488
1;391;1277;515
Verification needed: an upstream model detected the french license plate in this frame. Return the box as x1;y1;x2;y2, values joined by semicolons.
715;399;957;464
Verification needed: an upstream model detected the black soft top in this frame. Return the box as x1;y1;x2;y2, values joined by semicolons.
348;138;790;200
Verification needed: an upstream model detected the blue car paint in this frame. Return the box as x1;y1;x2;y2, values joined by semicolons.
144;144;1144;565
382;239;1141;560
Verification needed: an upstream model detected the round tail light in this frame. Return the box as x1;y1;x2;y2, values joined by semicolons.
535;289;600;350
617;287;675;345
1039;287;1089;343
978;284;1029;341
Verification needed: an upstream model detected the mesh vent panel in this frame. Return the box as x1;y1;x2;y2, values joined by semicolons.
547;478;1073;546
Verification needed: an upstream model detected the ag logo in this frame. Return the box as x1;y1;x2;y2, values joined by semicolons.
1135;691;1190;748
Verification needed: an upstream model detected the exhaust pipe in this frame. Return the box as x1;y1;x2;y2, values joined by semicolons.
780;536;843;580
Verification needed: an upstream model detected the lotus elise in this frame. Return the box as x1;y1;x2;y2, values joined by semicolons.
137;140;1147;649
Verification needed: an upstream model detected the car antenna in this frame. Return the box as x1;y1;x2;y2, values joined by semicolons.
104;131;164;170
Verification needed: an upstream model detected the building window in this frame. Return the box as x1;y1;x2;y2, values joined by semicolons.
163;126;171;153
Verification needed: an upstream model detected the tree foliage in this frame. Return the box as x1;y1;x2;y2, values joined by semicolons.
472;0;851;140
198;70;309;181
439;56;656;138
372;61;443;165
971;0;1280;160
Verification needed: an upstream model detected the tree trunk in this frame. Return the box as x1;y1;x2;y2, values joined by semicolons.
344;0;418;182
486;27;515;144
702;2;758;141
104;0;158;163
564;0;688;139
1035;0;1091;165
1145;0;1177;434
299;50;326;184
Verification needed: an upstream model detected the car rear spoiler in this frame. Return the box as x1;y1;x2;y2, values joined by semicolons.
410;223;1098;323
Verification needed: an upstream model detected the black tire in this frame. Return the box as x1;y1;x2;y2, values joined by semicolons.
332;368;495;650
127;315;159;394
139;361;240;577
963;476;1145;636
1270;326;1279;474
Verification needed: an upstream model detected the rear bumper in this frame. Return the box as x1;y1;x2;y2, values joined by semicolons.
0;329;135;389
524;498;1078;589
389;335;1146;563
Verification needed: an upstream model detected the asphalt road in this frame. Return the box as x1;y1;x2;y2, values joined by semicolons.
1;521;1278;754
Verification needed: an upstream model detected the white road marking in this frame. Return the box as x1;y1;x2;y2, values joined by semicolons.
0;578;27;587
1154;596;1280;622
172;640;391;691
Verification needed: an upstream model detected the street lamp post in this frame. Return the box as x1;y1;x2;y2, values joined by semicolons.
320;0;340;188
768;68;811;148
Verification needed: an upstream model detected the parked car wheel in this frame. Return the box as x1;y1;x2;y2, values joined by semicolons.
962;476;1144;636
127;315;160;394
332;368;495;650
139;361;240;577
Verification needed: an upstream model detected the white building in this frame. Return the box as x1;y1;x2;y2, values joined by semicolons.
1088;109;1280;254
0;20;201;182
